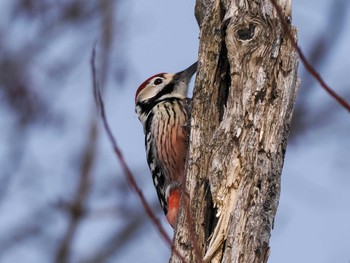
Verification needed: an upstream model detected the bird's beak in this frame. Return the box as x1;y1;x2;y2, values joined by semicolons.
174;61;198;83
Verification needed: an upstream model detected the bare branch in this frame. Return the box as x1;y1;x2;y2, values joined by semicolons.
269;0;350;112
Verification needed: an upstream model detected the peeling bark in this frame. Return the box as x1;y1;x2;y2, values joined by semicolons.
171;0;299;262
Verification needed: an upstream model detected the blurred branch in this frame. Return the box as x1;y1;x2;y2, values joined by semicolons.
0;132;28;203
12;0;99;25
55;115;98;263
270;0;350;112
0;55;49;126
290;0;350;140
98;0;114;88
83;200;162;263
0;1;108;127
0;1;131;262
0;204;56;260
299;0;349;93
86;215;142;263
0;225;42;256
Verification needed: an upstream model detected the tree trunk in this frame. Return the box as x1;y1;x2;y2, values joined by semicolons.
170;0;299;262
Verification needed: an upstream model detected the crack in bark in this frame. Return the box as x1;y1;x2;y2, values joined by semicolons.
205;179;218;243
217;41;231;121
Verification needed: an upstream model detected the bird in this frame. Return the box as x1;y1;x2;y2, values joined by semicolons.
135;62;197;226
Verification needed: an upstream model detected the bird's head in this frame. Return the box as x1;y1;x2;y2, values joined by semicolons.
135;62;197;107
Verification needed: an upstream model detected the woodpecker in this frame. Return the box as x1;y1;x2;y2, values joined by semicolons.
135;62;197;227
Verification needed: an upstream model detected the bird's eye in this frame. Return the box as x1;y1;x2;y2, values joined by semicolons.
154;78;163;85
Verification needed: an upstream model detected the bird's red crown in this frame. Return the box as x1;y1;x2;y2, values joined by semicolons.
135;73;166;102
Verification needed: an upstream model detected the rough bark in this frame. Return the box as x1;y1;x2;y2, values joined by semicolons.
170;0;299;262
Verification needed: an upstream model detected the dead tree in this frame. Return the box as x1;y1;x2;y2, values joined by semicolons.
171;0;299;262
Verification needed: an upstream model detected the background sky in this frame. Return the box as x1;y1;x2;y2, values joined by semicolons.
0;0;349;263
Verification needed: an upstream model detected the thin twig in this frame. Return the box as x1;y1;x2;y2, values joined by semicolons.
90;44;186;262
269;0;350;112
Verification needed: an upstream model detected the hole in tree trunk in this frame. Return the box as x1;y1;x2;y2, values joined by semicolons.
237;24;255;40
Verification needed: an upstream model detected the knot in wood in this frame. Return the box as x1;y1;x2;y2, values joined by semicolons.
236;24;255;40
